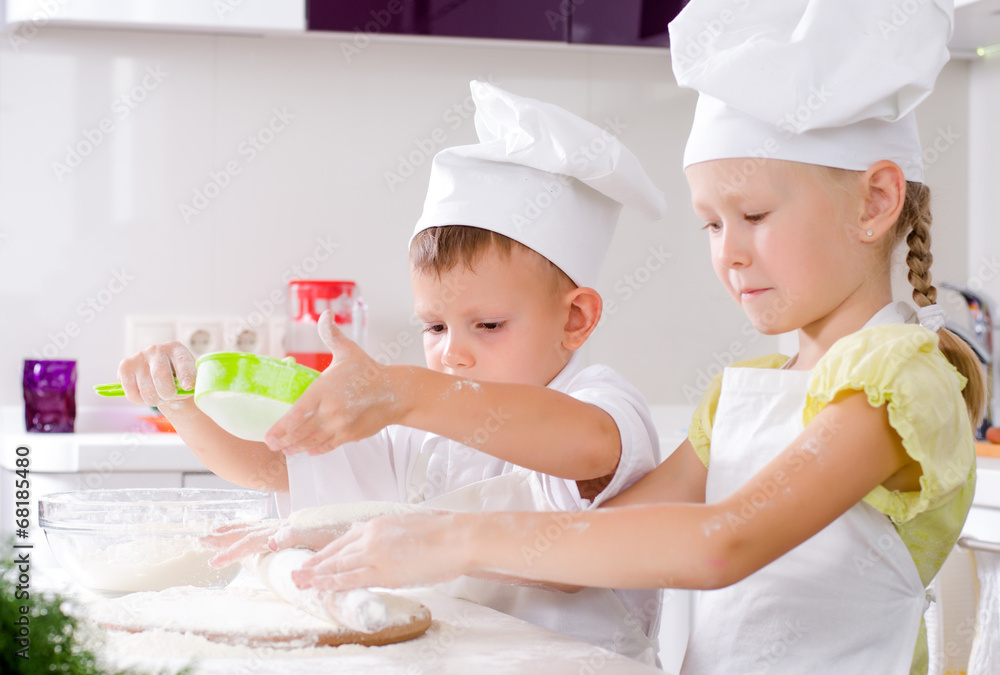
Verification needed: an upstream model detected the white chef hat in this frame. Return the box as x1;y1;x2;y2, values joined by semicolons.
668;0;954;182
412;80;667;288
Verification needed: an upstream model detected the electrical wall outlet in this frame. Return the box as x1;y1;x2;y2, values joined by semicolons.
223;318;270;356
125;315;288;359
176;318;225;358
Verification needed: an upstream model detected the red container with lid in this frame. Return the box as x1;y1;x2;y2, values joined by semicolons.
286;280;367;370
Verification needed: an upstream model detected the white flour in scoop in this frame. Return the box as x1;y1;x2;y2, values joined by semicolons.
196;391;291;442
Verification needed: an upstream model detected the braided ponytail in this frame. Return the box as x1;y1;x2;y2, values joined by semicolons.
900;182;987;424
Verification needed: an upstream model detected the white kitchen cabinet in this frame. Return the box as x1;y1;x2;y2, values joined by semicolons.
0;0;305;36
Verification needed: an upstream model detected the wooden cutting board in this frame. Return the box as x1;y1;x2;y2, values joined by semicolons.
90;585;432;647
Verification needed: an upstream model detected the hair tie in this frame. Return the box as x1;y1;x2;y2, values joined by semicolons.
917;303;946;332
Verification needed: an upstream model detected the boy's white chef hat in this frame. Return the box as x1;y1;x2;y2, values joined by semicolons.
668;0;953;182
412;80;667;288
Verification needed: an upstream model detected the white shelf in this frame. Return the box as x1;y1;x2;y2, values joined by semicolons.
1;405;209;473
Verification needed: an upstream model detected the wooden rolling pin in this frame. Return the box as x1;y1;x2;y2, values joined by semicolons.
250;550;389;633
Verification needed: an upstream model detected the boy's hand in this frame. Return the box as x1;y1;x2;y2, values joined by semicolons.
265;310;405;456
117;341;197;409
290;513;472;591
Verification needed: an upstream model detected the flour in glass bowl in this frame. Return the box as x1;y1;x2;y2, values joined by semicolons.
52;535;238;594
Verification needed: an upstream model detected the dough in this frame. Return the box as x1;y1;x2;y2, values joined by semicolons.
252;550;389;633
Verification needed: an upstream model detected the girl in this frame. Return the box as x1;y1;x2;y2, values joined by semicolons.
264;1;984;673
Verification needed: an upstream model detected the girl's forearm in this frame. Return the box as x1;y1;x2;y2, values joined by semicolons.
158;398;288;491
458;505;739;591
390;365;620;481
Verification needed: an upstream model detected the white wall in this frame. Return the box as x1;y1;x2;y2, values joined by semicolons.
968;53;1000;424
0;27;974;409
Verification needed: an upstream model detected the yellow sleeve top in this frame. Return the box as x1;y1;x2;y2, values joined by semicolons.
688;324;977;588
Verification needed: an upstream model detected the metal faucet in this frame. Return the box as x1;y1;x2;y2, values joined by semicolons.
941;283;995;439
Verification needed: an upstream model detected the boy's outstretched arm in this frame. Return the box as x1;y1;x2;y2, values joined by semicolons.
266;312;621;482
118;342;288;492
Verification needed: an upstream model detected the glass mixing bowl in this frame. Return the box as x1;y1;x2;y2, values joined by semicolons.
38;488;273;596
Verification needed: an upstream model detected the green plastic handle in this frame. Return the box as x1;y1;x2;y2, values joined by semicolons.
93;380;194;397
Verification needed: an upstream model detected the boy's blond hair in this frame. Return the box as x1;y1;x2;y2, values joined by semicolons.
410;226;576;292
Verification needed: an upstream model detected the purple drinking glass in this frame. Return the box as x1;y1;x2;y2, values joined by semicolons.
23;360;77;433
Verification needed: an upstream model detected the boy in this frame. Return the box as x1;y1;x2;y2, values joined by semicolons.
118;81;667;662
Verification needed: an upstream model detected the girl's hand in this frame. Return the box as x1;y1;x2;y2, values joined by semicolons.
116;341;197;409
202;512;368;568
265;310;406;456
291;513;473;591
202;520;283;568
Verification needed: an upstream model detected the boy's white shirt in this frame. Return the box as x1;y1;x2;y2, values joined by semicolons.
285;350;662;664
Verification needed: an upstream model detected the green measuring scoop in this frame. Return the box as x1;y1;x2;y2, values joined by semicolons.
94;353;321;442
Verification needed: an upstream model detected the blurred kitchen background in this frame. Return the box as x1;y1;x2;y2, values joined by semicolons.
0;0;997;415
1;3;999;672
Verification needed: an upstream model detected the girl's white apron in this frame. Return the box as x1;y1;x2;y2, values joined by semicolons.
681;306;927;674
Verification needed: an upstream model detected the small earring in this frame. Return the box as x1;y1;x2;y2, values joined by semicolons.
866;229;874;237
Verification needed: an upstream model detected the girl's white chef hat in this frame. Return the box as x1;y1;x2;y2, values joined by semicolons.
412;80;667;288
668;0;954;182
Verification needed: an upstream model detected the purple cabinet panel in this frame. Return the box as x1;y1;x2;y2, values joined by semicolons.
308;0;568;42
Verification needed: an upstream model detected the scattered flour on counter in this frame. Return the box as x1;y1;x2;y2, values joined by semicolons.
91;619;451;669
86;585;427;643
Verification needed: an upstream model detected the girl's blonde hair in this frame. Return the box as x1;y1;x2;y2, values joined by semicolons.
895;181;987;424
